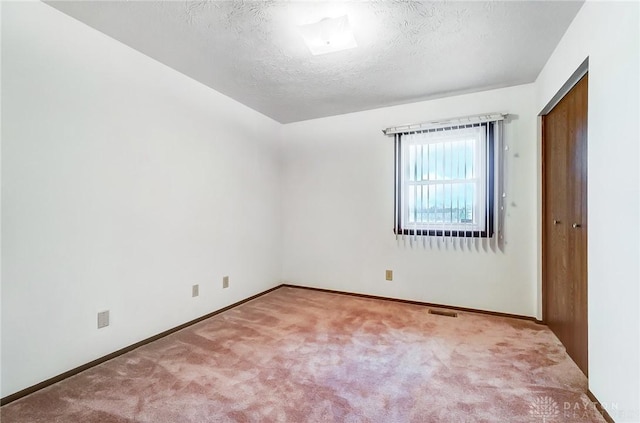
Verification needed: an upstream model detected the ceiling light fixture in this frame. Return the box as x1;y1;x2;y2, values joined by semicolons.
299;15;358;56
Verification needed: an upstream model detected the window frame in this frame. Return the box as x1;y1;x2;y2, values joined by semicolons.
394;123;495;238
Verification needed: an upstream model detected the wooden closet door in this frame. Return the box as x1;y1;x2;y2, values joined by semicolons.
542;74;588;376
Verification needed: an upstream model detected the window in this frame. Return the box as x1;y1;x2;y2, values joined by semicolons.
393;122;497;238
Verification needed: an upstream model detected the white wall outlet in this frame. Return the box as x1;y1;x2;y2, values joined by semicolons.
97;310;109;329
192;284;199;297
223;276;229;289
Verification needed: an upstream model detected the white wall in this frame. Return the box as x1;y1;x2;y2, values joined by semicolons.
1;2;282;397
281;84;538;318
535;1;640;421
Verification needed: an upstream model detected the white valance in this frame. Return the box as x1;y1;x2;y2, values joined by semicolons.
383;113;507;136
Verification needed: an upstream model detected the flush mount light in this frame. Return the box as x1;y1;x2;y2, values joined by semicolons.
299;15;358;56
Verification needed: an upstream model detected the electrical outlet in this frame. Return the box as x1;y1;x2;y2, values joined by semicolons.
97;310;109;329
192;284;199;297
223;276;229;289
385;270;393;281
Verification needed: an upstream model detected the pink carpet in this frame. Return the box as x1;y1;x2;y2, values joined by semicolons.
1;287;604;422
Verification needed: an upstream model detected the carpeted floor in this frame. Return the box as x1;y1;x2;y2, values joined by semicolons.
1;286;604;423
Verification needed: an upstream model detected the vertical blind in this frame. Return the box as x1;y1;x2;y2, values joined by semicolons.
386;114;507;250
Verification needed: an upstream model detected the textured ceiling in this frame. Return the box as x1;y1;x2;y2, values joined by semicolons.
46;1;583;123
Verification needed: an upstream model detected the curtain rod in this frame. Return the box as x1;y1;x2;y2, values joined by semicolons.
382;113;508;136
